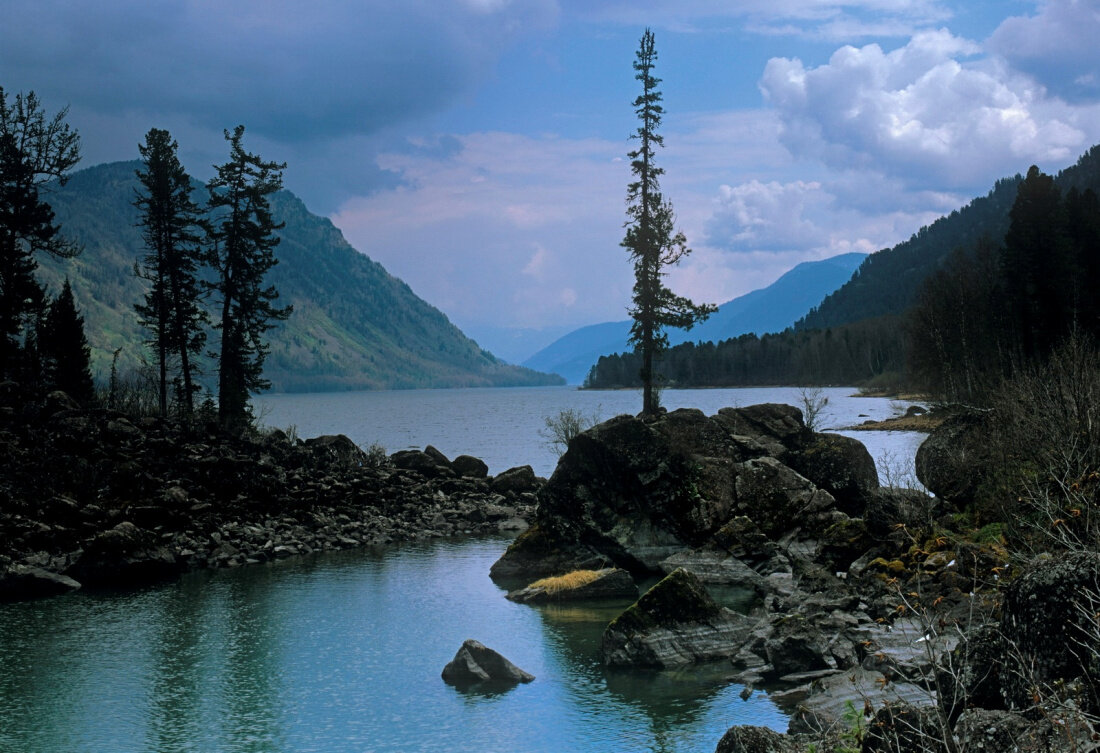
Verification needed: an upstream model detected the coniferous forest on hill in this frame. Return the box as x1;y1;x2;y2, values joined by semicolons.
34;160;562;393
585;144;1100;401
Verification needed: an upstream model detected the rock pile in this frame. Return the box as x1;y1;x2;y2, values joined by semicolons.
0;386;541;601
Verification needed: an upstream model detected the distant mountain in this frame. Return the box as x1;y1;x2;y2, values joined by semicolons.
798;144;1100;330
37;161;563;392
459;323;576;366
523;252;866;384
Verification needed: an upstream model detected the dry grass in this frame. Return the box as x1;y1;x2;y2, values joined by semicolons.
528;569;606;594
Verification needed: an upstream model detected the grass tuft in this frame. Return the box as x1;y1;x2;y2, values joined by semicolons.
529;569;605;594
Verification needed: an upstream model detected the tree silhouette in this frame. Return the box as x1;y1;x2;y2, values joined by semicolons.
0;88;80;379
207;125;290;430
622;30;714;415
134;128;208;416
42;278;94;404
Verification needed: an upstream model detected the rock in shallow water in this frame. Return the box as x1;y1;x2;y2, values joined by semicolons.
600;567;759;667
441;639;535;687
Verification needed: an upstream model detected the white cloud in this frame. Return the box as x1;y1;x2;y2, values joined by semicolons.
990;0;1100;102
706;180;828;251
760;29;1100;192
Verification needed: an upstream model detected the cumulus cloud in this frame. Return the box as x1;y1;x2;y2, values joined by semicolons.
760;29;1100;191
0;0;555;144
990;0;1100;102
706;180;829;251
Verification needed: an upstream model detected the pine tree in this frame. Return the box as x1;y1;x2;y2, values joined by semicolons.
207;125;291;430
42;278;94;404
0;89;80;379
622;30;714;415
134;128;208;416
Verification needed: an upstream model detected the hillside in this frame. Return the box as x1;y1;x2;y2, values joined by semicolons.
798;144;1100;330
36;161;562;392
524;252;866;383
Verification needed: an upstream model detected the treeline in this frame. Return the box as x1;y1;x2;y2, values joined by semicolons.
586;156;1100;399
908;166;1100;402
584;315;906;389
0;87;288;430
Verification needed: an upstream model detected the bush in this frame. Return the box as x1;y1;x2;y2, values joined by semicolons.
540;406;601;456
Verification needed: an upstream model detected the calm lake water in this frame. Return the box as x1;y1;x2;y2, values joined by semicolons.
1;386;927;753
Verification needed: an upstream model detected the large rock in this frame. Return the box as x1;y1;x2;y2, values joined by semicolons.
1000;551;1100;711
451;454;489;479
714;726;799;753
488;523;613;583
390;449;454;478
600;568;758;667
441;639;534;686
786;433;878;516
490;465;541;495
66;521;181;586
0;564;81;602
915;410;989;505
303;434;368;467
506;568;638;604
491;405;877;581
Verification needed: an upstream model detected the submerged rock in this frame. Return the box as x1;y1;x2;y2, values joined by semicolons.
600;568;758;667
506;567;638;604
441;639;535;687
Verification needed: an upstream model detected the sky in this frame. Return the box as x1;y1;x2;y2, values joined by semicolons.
3;0;1100;362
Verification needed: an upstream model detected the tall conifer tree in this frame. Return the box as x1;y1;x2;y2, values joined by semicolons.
622;30;714;415
42;278;94;404
0;89;80;379
207;125;290;430
134;128;208;416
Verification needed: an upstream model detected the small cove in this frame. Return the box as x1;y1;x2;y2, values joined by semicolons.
1;386;927;752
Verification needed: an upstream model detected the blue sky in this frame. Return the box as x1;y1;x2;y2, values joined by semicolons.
3;1;1100;361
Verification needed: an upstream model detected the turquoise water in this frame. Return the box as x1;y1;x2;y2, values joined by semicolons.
1;386;927;752
0;539;786;753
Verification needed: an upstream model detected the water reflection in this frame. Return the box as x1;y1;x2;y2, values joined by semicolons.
0;538;785;753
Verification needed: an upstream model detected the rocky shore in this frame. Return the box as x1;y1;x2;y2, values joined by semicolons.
0;385;541;601
492;404;1100;751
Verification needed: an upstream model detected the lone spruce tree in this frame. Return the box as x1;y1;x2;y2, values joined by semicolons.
207;125;290;430
134;128;208;417
623;30;715;415
0;89;81;380
42;278;94;404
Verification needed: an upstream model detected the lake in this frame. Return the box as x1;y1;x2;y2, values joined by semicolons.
0;386;927;752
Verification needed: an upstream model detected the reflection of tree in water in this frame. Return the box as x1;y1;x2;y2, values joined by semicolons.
530;598;786;753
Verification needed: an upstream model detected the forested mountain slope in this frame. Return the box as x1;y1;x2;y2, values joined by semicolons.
798;145;1100;330
36;161;562;392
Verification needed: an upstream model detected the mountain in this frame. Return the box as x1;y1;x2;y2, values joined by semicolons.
36;161;563;392
798;144;1100;331
522;252;867;384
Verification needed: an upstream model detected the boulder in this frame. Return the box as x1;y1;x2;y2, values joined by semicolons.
66;521;181;586
915;410;989;505
488;523;613;583
714;726;799;753
1000;550;1100;711
0;564;81;602
764;614;834;677
733;457;836;539
864;487;939;537
490;465;541;495
452;454;489;479
861;701;946;753
506;568;638;604
600;568;758;667
390;449;454;478
786;433;878;516
304;434;369;467
441;639;534;686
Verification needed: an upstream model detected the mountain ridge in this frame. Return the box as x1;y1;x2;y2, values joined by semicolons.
36;160;563;392
523;252;867;384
